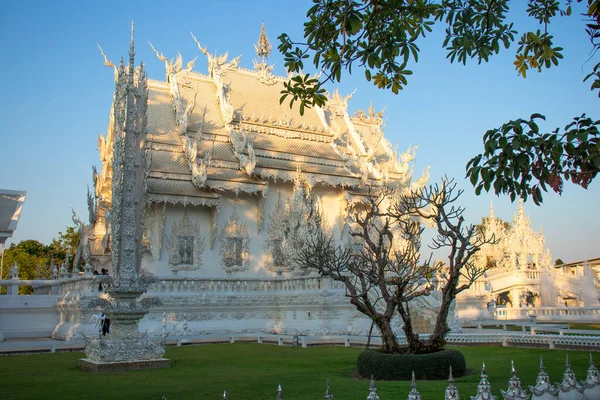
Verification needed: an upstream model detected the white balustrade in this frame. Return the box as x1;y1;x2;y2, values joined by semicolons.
494;305;600;322
149;276;331;294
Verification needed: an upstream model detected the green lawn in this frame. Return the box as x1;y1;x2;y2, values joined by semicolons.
0;344;594;400
568;323;600;330
481;324;523;331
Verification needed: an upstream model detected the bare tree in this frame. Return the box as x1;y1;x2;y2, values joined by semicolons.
294;178;495;354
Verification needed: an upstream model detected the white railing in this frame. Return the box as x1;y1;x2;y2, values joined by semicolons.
0;275;350;296
486;269;545;293
0;276;96;296
495;306;600;321
150;276;346;294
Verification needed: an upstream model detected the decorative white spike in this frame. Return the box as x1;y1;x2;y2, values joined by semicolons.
254;22;272;62
445;366;460;400
557;354;585;399
407;371;422;400
367;375;379;400
277;384;283;400
528;356;558;398
128;21;135;74
471;362;497;400
223;390;228;400
500;360;530;400
584;353;600;400
325;379;333;400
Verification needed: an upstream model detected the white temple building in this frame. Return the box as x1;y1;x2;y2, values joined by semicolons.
51;25;437;339
90;25;428;277
2;27;598;342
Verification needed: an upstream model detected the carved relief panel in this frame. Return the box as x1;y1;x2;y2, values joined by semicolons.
219;209;250;274
264;174;329;276
143;202;166;260
264;193;292;275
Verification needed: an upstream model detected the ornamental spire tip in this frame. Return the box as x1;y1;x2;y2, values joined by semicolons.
129;21;135;70
255;22;272;62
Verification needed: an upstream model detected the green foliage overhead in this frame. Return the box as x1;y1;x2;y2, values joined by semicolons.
279;0;600;204
466;114;600;204
279;0;596;112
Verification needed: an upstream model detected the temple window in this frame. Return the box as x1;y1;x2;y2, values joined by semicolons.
178;236;194;265
220;209;251;274
166;210;206;273
225;237;244;267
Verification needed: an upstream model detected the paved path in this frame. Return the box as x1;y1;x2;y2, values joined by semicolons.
0;338;85;354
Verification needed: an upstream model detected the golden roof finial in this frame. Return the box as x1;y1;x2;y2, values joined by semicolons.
254;22;271;62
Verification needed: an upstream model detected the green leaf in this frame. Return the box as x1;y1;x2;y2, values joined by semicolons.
469;167;479;186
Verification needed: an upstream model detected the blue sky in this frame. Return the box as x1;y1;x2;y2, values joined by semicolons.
0;1;597;263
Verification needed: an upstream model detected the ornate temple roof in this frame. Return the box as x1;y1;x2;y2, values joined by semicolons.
95;25;428;206
0;189;26;245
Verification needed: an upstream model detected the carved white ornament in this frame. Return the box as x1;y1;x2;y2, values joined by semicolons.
253;23;276;85
264;193;289;274
143;202;166;260
229;127;256;176
264;172;329;275
165;210;206;273
210;206;218;249
219;209;251;274
257;194;265;233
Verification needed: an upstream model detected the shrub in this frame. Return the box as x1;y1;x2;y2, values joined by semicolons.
357;349;466;380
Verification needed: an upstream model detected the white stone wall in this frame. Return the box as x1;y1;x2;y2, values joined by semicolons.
145;181;347;279
0;295;59;339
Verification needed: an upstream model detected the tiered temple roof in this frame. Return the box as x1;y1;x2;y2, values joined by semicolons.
94;25;428;210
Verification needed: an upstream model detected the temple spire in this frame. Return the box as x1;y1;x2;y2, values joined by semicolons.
489;200;495;219
254;22;271;62
129;21;135;73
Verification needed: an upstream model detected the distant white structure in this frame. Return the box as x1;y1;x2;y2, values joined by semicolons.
456;201;599;321
0;189;26;279
476;200;552;272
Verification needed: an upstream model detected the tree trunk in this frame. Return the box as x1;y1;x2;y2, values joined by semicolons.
428;284;456;352
397;303;421;354
374;316;402;353
366;320;375;350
